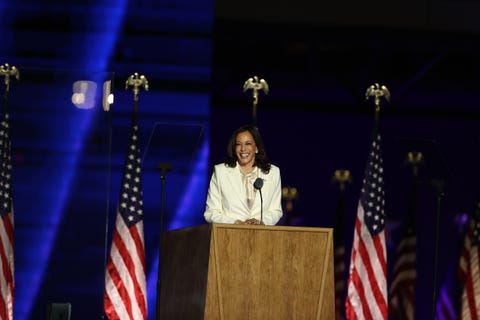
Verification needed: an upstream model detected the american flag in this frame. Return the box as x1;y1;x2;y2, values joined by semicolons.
458;199;480;320
389;180;417;320
104;110;147;320
345;130;388;320
0;109;14;320
334;188;346;320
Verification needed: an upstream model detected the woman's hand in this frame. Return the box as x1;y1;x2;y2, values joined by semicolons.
234;219;264;225
245;218;263;225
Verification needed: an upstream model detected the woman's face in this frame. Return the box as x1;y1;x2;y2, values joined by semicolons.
235;130;258;168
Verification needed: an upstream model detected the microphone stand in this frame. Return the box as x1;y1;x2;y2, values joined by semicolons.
254;178;264;224
259;190;263;224
155;162;172;320
431;179;445;320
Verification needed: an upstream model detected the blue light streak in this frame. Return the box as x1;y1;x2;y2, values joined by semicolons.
14;2;128;319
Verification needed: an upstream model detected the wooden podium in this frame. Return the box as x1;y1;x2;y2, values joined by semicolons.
157;223;334;319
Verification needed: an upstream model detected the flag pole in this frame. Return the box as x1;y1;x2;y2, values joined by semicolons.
125;72;150;318
0;63;18;320
243;76;269;127
389;151;422;319
103;72;149;320
281;186;298;226
332;169;352;320
346;83;390;320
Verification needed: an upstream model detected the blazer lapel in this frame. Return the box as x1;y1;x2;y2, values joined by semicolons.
225;166;248;209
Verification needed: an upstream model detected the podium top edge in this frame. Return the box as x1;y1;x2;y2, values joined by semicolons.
163;224;334;235
211;223;333;233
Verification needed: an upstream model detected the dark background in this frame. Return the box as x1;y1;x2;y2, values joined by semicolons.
0;0;479;318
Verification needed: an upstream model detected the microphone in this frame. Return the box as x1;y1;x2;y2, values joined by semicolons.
253;177;263;190
253;178;264;224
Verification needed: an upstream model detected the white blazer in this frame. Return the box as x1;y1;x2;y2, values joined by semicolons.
204;163;283;225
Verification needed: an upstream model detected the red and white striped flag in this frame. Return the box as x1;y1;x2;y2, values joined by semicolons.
0;107;14;320
104;109;147;320
389;180;417;320
458;200;480;320
345;130;388;320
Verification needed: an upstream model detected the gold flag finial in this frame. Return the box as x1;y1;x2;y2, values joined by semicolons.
332;169;352;191
125;73;149;101
243;76;269;125
365;83;390;113
0;64;20;93
405;151;423;177
282;186;298;201
282;186;299;220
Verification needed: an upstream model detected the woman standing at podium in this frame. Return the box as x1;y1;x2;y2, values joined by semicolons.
204;125;283;225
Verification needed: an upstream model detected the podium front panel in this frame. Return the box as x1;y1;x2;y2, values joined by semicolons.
158;224;334;319
205;224;334;320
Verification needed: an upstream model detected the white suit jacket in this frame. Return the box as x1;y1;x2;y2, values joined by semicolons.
204;163;283;225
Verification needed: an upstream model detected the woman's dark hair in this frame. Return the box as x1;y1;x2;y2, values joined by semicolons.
224;125;271;173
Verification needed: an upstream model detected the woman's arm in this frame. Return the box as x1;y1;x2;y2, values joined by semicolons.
203;166;237;224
